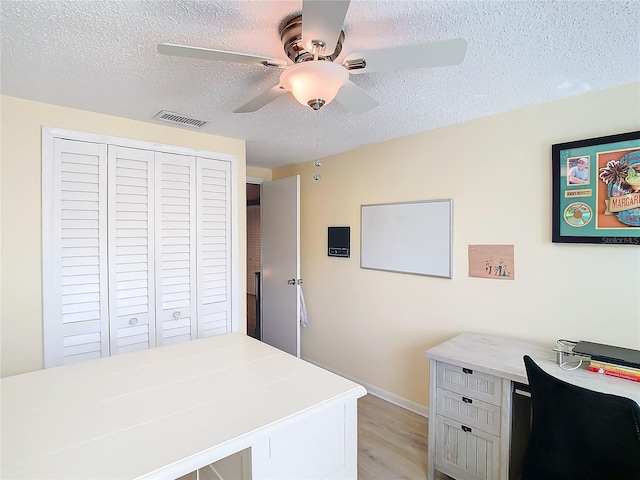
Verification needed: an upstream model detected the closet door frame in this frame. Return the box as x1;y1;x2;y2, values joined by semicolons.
42;127;240;364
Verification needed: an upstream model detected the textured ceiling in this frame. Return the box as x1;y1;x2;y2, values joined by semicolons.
1;1;639;169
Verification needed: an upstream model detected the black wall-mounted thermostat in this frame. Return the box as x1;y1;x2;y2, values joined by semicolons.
328;226;350;258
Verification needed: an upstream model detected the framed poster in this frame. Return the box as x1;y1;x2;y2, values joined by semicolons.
552;130;640;245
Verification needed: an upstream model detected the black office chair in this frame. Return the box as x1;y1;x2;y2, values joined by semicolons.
522;355;640;480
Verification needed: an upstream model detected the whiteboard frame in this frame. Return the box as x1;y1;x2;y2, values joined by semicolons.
360;199;453;279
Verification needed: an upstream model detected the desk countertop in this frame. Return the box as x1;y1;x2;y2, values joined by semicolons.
424;332;639;403
1;333;366;479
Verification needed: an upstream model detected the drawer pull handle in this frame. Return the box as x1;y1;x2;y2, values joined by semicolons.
462;397;473;404
461;425;472;433
462;367;473;375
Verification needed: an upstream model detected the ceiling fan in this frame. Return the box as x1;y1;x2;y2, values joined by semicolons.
158;0;467;114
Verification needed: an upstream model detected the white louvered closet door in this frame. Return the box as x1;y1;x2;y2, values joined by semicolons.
43;138;109;367
155;152;197;346
197;157;232;337
108;146;156;355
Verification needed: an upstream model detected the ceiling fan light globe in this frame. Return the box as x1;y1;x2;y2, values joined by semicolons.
280;61;348;108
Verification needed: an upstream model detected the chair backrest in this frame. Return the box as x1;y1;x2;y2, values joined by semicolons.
522;355;640;480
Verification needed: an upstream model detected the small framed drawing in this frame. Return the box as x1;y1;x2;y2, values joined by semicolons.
552;130;640;245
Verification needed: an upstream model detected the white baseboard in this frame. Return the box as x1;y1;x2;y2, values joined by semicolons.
301;356;429;418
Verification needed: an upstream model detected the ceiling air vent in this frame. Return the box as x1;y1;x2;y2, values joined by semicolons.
153;110;209;128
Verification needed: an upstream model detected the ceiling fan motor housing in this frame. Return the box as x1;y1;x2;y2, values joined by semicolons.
280;14;345;63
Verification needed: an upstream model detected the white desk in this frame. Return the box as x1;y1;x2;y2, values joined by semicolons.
424;332;640;480
1;333;367;479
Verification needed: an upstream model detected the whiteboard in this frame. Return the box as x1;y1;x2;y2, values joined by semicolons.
361;199;452;278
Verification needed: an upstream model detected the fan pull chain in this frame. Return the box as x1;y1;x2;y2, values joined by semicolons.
315;111;319;160
313;111;322;180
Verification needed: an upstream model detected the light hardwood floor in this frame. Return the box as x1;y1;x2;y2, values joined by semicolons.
358;394;451;480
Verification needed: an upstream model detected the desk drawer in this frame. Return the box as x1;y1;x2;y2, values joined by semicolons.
436;387;501;437
436;362;502;406
435;414;499;480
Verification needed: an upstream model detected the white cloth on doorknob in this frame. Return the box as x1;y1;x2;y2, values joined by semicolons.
299;287;308;327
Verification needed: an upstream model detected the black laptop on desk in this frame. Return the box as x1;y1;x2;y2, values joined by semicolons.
572;341;640;369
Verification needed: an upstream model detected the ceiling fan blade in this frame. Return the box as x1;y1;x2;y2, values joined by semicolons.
158;43;287;68
344;38;467;75
234;84;288;113
302;0;350;54
334;80;379;114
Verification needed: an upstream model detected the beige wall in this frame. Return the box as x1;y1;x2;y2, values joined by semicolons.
274;82;640;408
0;95;247;377
247;166;272;181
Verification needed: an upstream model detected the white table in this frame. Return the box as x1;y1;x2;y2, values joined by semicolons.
424;332;640;480
1;333;367;479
